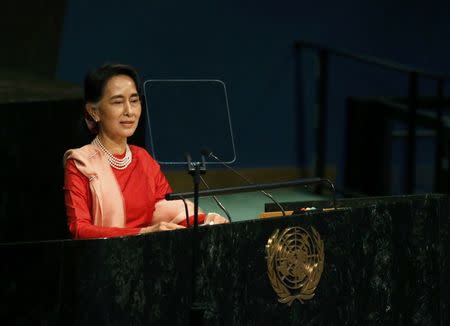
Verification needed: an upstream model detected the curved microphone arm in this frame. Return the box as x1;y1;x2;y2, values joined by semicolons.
205;150;286;216
199;175;233;222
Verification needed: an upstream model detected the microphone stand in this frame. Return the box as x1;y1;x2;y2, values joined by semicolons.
184;153;206;325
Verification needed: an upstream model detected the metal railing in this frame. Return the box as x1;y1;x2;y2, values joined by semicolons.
294;40;450;193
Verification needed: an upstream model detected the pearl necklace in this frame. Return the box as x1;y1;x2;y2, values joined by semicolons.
92;136;132;170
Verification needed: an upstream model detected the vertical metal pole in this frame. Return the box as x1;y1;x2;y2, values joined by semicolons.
406;72;418;194
434;79;444;192
316;49;329;182
189;164;204;325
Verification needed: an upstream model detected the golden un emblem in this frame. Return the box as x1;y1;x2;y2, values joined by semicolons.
266;226;324;305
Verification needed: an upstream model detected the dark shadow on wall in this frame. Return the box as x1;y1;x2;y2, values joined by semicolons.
1;0;67;78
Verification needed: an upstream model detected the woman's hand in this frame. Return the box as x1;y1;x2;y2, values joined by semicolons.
139;221;185;234
204;212;229;225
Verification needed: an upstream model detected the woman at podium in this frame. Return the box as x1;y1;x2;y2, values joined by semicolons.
63;64;227;239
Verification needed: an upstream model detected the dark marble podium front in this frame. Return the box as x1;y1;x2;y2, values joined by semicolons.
0;194;448;325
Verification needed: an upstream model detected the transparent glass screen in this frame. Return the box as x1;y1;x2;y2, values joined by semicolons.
143;80;236;164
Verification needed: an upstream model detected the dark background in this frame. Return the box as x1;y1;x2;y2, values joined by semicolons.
1;0;449;241
55;0;450;172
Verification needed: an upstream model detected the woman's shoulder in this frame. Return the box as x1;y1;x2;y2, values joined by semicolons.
129;145;159;165
64;144;97;157
130;145;152;158
63;144;98;166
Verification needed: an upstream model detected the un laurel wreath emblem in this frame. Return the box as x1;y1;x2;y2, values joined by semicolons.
266;226;324;305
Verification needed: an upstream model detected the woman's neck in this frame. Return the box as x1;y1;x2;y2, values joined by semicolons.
97;133;127;154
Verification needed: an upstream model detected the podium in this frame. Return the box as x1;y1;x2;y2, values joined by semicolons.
0;194;449;325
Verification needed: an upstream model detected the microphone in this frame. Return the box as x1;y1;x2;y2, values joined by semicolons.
184;152;195;172
200;148;287;216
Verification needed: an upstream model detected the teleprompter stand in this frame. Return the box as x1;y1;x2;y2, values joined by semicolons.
182;153;207;326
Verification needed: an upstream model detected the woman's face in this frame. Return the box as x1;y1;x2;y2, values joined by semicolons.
88;74;141;142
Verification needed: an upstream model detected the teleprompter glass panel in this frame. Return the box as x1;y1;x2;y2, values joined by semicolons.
143;80;236;165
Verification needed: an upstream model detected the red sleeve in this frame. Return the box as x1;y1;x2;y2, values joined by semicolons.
148;153;172;202
64;159;141;239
